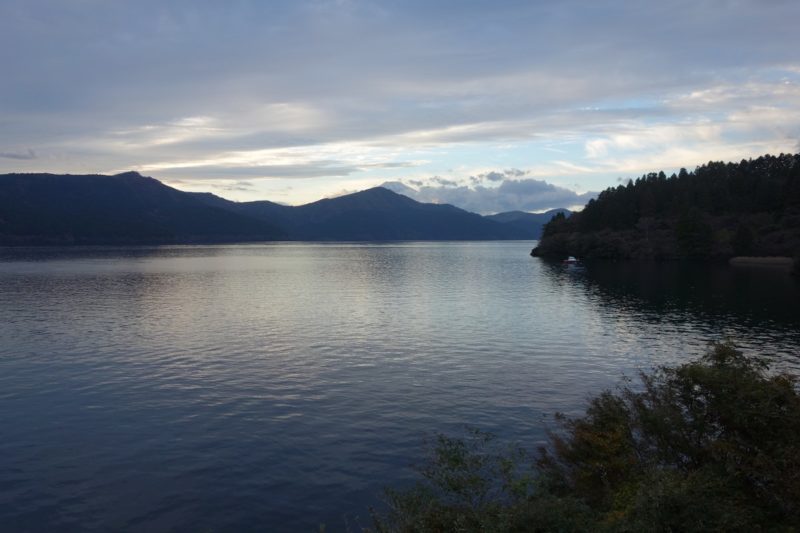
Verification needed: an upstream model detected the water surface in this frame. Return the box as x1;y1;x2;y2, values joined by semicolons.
1;243;798;531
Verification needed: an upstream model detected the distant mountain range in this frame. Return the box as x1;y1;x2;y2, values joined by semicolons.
0;172;568;244
484;209;571;239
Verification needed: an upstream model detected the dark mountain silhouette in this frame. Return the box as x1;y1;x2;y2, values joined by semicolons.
1;172;548;244
485;209;571;239
0;172;285;244
532;153;800;260
193;186;531;240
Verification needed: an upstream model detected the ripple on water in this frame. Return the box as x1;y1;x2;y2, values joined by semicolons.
0;243;798;531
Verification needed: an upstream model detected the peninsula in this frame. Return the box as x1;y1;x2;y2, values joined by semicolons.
532;153;800;262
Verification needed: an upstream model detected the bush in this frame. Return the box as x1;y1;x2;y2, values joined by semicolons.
732;223;756;255
371;344;800;532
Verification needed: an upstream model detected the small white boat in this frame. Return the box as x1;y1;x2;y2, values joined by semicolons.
562;256;579;264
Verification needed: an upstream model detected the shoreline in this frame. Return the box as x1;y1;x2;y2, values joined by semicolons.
729;256;794;272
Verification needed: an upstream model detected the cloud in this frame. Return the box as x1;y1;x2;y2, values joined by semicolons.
217;181;255;192
1;1;799;203
380;180;418;196
430;176;459;187
381;171;596;214
142;163;360;180
473;169;527;183
0;149;36;160
127;140;426;182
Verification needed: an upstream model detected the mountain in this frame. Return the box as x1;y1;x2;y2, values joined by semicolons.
194;186;530;240
0;173;542;244
485;209;571;239
0;172;285;244
532;153;800;260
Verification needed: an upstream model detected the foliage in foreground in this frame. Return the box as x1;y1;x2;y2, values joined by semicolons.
371;344;800;532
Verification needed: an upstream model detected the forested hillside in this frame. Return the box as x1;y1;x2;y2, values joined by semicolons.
533;153;800;260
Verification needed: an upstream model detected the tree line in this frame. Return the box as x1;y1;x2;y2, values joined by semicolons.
536;153;800;259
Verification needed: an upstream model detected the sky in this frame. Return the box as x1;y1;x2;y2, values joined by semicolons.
1;0;799;214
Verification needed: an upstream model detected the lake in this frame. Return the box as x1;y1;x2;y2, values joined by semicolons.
1;242;798;531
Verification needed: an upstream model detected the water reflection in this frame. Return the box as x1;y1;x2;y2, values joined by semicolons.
1;243;798;532
538;259;800;369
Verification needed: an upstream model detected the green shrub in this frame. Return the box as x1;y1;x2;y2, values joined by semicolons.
371;344;800;532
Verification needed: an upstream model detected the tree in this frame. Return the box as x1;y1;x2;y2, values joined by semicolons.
371;344;800;531
531;153;800;259
675;208;713;258
732;222;755;256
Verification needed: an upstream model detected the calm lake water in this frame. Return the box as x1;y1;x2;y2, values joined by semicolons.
1;242;798;531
